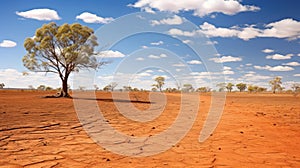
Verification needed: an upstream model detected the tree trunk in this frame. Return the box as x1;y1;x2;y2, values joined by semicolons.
59;78;71;98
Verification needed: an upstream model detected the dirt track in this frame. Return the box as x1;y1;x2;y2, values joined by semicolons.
0;90;299;167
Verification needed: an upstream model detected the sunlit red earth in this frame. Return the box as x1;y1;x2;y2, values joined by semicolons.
0;90;299;167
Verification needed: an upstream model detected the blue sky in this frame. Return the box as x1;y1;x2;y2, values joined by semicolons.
0;0;299;90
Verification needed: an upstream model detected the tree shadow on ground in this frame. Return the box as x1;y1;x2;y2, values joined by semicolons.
72;97;152;104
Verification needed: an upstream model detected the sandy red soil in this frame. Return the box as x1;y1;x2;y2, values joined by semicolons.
0;90;299;167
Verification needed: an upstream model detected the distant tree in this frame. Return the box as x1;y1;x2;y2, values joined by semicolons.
216;82;226;92
0;83;4;89
226;83;234;92
196;87;211;93
269;77;282;94
278;86;285;93
248;85;267;93
165;88;178;93
22;71;29;76
175;82;181;91
165;88;172;93
247;85;254;93
123;86;132;91
94;84;99;91
45;86;53;91
103;85;110;91
28;85;35;90
257;87;267;92
152;76;165;92
109;82;118;91
253;85;259;92
78;86;86;91
133;88;139;91
22;22;106;97
151;87;157;92
291;83;300;93
171;88;178;92
37;85;46;91
236;83;247;92
182;83;194;92
102;82;117;92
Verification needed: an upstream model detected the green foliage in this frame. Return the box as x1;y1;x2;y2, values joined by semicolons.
151;87;157;92
196;87;211;93
236;83;247;92
226;83;234;92
269;77;282;94
22;22;105;97
182;84;194;92
123;86;132;91
45;86;53;91
248;85;267;93
165;88;178;93
103;82;118;91
103;85;110;91
152;76;165;92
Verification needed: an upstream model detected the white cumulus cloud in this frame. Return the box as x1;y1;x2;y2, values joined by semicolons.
282;62;300;66
150;41;164;45
148;54;167;59
0;40;17;48
187;60;202;65
97;50;125;58
199;18;300;40
172;63;186;67
261;18;300;40
136;57;145;61
16;8;61;21
151;15;183;26
254;65;294;71
129;0;259;17
168;28;196;37
210;56;242;63
266;53;293;60
262;49;274;53
76;12;114;24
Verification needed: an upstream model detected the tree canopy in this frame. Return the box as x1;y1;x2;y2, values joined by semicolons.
152;76;165;92
22;22;105;97
269;77;282;94
226;83;234;92
236;83;247;92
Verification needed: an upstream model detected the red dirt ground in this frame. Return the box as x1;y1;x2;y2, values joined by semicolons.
0;90;299;167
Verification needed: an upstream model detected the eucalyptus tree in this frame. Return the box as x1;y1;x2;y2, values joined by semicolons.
23;22;106;97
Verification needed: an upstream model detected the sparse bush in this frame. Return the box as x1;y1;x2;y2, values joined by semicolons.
37;85;46;91
123;86;132;91
196;87;211;93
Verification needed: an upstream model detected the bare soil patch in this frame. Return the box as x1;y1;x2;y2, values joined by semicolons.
0;91;299;167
